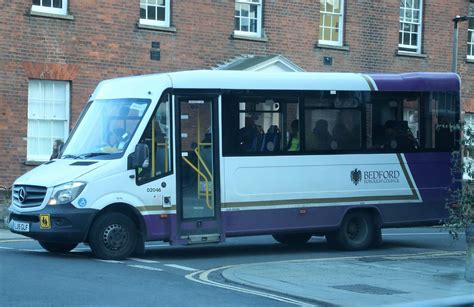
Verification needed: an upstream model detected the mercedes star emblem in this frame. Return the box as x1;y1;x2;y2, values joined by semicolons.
18;187;27;203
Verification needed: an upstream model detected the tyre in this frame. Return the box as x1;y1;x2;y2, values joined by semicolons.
272;233;312;246
88;212;137;260
326;211;375;251
39;241;78;253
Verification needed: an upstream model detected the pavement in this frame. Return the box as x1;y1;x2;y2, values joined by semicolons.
1;227;473;306
222;250;474;306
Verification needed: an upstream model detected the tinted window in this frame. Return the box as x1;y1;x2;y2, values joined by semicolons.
222;92;299;155
304;91;362;152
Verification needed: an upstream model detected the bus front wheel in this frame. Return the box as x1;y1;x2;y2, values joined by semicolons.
326;211;375;251
39;241;78;253
88;212;137;260
272;233;312;246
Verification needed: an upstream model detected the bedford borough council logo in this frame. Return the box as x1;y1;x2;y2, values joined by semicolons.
351;168;362;186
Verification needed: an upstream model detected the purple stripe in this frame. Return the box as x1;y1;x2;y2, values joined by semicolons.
143;215;171;241
369;72;460;92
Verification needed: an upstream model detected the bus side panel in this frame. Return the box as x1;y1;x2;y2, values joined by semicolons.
143;214;172;241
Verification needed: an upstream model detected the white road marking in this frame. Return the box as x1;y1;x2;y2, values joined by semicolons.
0;239;33;243
186;268;307;306
0;246;14;250
128;264;163;271
164;264;198;271
128;258;160;264
19;249;46;253
96;259;125;264
71;247;91;252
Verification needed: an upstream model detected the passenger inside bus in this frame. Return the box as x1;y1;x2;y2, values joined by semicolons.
287;119;300;151
238;115;264;152
382;120;418;150
261;125;281;152
312;119;333;150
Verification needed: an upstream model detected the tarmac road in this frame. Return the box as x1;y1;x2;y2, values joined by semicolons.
0;227;472;306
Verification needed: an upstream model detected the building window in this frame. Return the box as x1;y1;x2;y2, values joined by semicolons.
399;0;423;53
234;0;263;37
319;0;344;46
27;80;70;162
32;0;68;15
140;0;171;28
468;20;474;60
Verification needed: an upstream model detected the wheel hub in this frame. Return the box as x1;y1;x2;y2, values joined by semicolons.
347;221;360;240
103;224;129;251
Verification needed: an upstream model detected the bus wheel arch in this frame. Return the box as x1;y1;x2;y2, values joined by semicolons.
326;207;383;250
87;203;146;259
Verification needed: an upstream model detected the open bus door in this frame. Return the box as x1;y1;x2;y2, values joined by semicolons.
172;94;224;245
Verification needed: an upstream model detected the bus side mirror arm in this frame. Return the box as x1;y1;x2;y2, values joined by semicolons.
128;143;150;170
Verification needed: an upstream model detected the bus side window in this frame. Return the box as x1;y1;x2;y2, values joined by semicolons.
136;95;172;184
222;93;299;156
304;91;362;152
366;92;420;152
423;92;458;151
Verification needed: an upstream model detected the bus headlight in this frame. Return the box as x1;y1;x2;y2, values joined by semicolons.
48;182;86;205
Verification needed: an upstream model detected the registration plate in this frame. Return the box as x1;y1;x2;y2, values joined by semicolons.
11;220;30;232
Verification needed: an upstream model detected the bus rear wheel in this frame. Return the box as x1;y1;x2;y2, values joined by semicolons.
326;211;375;251
272;233;312;246
88;212;137;260
39;241;78;253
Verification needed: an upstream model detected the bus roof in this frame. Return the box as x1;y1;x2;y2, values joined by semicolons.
93;70;460;101
167;70;460;92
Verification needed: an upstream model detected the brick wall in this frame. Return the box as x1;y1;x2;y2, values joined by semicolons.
0;0;473;185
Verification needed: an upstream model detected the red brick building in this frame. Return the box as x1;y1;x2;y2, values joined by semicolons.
1;0;473;186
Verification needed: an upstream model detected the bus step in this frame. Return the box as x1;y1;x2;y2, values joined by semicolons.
185;234;221;244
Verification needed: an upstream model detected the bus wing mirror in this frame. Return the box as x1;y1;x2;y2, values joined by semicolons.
129;143;149;169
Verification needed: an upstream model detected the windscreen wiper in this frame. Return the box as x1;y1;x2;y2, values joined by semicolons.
61;154;80;159
77;152;112;159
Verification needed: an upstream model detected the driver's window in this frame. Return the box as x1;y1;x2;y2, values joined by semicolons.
136;94;172;184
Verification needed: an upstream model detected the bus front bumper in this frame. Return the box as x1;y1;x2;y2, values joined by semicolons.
7;204;97;243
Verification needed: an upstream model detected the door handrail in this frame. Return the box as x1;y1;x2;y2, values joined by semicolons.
181;155;213;210
194;146;213;180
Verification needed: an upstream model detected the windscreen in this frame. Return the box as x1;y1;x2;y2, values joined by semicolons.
61;98;151;159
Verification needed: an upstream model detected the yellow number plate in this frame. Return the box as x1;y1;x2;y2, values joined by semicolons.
39;214;51;229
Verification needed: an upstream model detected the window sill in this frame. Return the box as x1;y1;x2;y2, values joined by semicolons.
315;43;349;51
30;10;74;20
467;58;474;63
137;22;176;33
396;50;427;58
24;161;45;166
231;33;268;43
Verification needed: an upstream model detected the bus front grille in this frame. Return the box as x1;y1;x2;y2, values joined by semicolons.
12;185;47;208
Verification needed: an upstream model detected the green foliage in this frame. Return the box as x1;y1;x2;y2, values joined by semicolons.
445;121;474;239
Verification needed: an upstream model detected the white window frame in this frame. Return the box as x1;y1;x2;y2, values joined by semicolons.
399;0;423;54
234;0;263;38
27;80;70;162
32;0;68;16
468;26;474;60
139;0;171;28
318;0;345;47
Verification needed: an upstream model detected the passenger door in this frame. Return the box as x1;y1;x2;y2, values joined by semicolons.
173;94;223;244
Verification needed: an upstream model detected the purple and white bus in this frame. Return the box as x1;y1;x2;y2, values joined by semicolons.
8;70;460;259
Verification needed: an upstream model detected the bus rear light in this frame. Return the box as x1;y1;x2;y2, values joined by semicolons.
160;214;168;219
